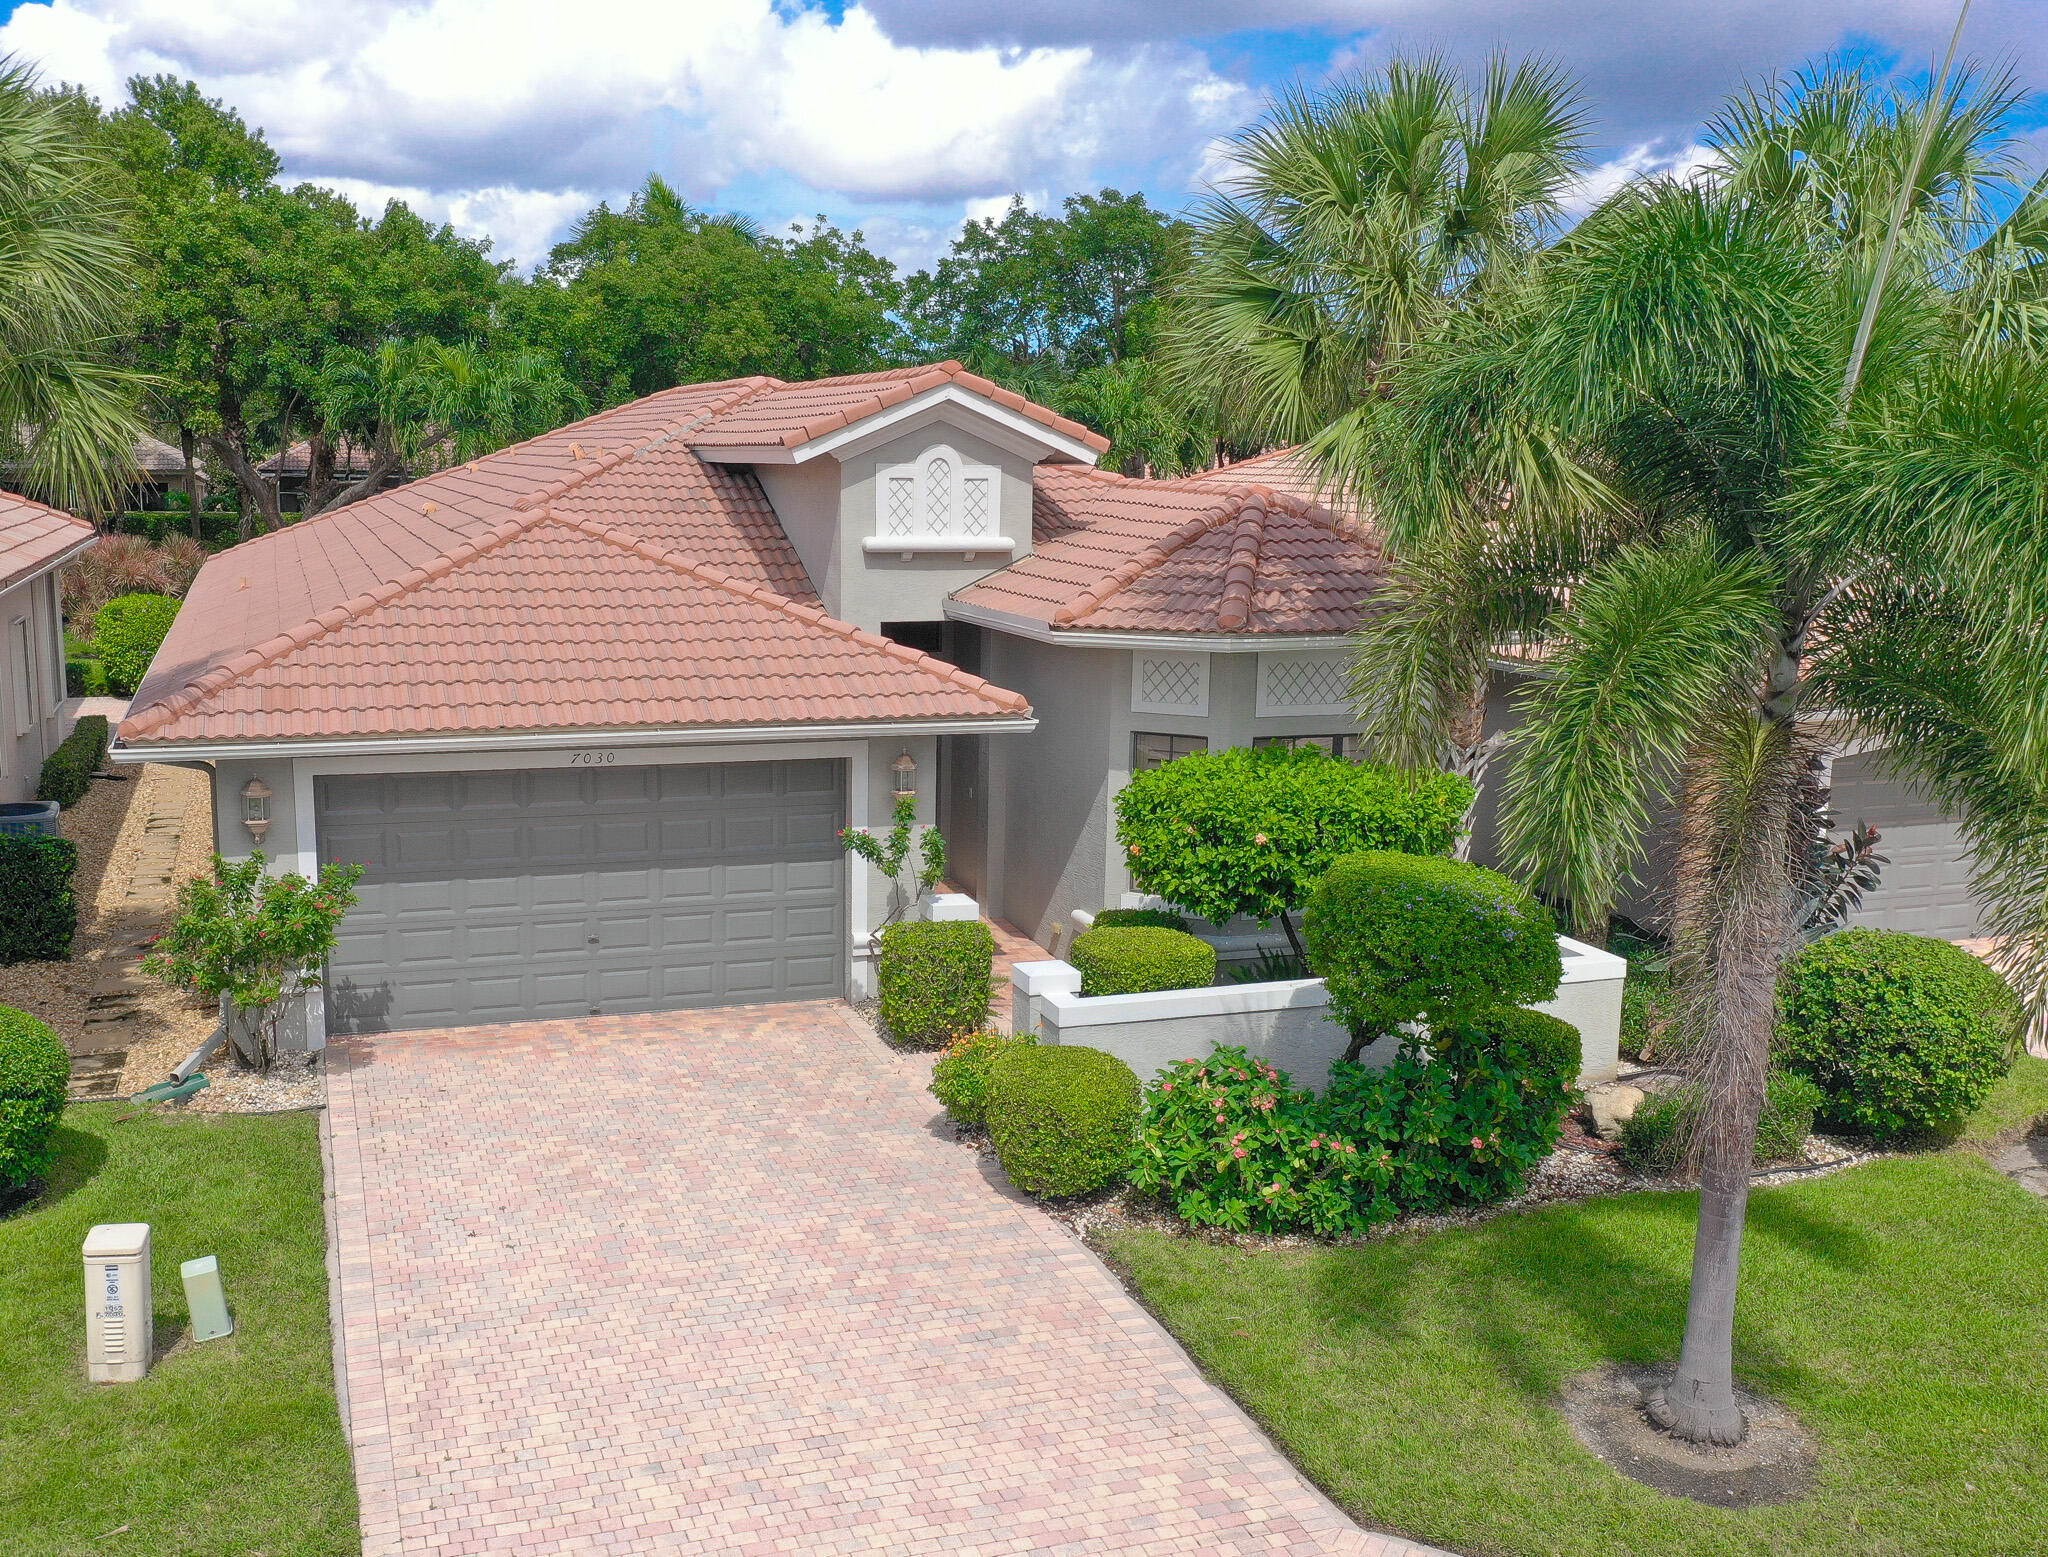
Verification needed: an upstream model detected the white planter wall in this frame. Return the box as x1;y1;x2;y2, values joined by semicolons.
1011;935;1625;1092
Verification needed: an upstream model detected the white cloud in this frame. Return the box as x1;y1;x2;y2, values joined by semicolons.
0;0;1249;264
318;177;606;269
1564;140;1722;217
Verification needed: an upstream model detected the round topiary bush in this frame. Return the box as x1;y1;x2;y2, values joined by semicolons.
1619;1069;1827;1173
877;919;995;1046
929;1030;1036;1125
1778;929;2020;1142
986;1043;1139;1198
1304;851;1562;1061
93;592;181;697
0;1005;70;1194
1069;925;1216;996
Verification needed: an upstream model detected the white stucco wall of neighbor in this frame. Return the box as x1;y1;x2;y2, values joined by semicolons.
1011;935;1626;1093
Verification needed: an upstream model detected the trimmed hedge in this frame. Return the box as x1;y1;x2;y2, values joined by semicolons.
987;1043;1140;1198
1620;1069;1827;1173
1070;924;1216;996
1091;907;1190;933
93;592;180;697
930;1030;1036;1125
877;919;994;1046
0;836;77;964
1778;929;2020;1142
0;1005;69;1192
35;714;110;810
1305;851;1561;1053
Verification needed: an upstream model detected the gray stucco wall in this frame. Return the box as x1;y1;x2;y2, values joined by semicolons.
2;570;72;804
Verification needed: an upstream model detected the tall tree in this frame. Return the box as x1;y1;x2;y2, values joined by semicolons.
1170;54;1592;821
1337;60;2047;1443
0;59;147;515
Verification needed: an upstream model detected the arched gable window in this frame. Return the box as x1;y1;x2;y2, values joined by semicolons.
874;444;1002;549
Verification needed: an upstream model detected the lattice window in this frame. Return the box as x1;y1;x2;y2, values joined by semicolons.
873;445;1001;548
1255;652;1352;717
1132;652;1209;716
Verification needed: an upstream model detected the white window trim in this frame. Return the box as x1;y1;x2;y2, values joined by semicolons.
1132;651;1210;717
866;444;1012;559
9;616;34;737
1255;650;1353;719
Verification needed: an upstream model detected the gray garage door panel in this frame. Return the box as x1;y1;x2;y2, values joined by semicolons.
319;760;845;1034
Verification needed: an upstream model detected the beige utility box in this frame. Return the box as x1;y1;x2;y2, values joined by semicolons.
84;1222;152;1383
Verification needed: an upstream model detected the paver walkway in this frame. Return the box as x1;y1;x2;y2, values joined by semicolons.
324;1003;1450;1556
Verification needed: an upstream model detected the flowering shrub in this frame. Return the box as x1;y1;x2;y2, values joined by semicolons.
143;853;365;1072
1129;1047;1395;1236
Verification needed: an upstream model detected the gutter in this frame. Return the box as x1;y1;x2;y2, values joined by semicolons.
111;714;1039;764
943;597;1356;653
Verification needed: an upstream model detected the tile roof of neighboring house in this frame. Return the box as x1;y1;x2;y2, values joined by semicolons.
684;361;1111;454
1180;447;1375;530
951;463;1387;636
131;434;204;480
258;437;390;477
121;375;1027;746
0;489;95;592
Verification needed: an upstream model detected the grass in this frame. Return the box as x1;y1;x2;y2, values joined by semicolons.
1955;1052;2048;1148
1102;1152;2048;1557
0;1104;357;1556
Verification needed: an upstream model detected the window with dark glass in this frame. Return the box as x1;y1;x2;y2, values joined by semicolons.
1252;734;1361;760
1132;732;1209;771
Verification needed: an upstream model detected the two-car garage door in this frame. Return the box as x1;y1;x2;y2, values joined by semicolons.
317;760;845;1035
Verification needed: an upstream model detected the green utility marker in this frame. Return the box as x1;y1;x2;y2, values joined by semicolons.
180;1255;234;1342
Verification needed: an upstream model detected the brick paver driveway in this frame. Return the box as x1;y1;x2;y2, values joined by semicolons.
324;1002;1443;1555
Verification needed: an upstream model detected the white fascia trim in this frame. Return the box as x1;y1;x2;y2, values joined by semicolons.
695;385;1104;468
945;597;1355;653
0;529;99;595
111;715;1037;765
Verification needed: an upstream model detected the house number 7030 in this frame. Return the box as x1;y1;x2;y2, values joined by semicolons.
567;750;617;766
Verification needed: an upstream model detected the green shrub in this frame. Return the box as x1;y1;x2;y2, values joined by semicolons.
63;658;109;698
0;1006;69;1192
1778;929;2020;1141
35;714;110;809
1305;851;1561;1062
93;592;180;696
1322;1008;1582;1209
1091;907;1190;933
1620;1069;1828;1173
930;1029;1035;1125
1130;1047;1395;1236
0;837;77;963
1115;745;1471;932
987;1043;1140;1198
876;919;994;1046
1070;925;1216;996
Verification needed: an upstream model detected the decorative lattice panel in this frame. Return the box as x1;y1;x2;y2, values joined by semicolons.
1139;657;1203;708
885;476;916;536
923;455;952;532
1257;653;1351;715
960;476;990;535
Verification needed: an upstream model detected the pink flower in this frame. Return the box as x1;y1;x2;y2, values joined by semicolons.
1471;1136;1485;1150
1344;1143;1357;1155
1161;1083;1174;1094
1128;843;1141;856
1254;833;1268;845
1233;1148;1248;1159
1310;1138;1322;1148
1231;1132;1246;1146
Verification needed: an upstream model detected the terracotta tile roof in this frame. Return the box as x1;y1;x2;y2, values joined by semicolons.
951;464;1387;636
0;489;95;592
259;437;387;477
686;362;1110;455
121;376;1025;746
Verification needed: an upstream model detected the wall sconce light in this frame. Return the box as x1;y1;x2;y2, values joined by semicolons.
890;751;917;801
240;776;273;845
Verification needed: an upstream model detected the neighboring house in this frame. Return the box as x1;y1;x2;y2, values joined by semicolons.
259;438;410;507
2;432;205;511
112;362;1988;1046
0;492;94;804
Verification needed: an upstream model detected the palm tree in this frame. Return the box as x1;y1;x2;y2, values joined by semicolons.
1332;60;2048;1443
0;58;146;515
1053;358;1209;477
1168;55;1591;806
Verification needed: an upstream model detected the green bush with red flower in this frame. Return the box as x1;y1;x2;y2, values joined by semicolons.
143;852;364;1072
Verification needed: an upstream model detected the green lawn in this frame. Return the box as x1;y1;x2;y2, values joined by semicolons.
1956;1052;2048;1148
0;1105;358;1556
1103;1153;2048;1557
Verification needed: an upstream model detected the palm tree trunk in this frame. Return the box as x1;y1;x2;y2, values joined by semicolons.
1645;701;1800;1444
1447;677;1505;863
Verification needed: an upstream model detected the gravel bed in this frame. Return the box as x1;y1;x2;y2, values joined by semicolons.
183;1052;323;1114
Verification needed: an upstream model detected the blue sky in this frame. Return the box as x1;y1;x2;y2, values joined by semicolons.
1;1;2040;272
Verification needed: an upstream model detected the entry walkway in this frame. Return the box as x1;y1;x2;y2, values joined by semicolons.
323;1003;1447;1555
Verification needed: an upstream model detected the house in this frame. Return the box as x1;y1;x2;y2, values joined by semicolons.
259;437;410;507
112;362;1986;1045
0;492;95;804
1;432;205;512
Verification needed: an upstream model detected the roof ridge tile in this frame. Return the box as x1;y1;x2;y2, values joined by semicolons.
1214;497;1269;631
551;513;1029;714
1050;497;1260;627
